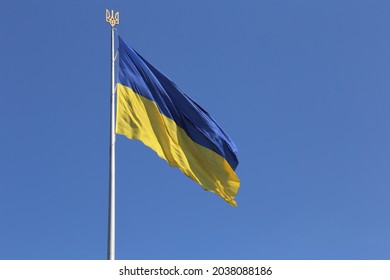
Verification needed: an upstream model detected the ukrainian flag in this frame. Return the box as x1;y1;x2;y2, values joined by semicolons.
116;36;240;206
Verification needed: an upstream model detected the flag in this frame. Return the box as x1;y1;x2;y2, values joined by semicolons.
116;36;240;206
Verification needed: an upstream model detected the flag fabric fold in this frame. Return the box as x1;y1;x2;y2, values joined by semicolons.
116;35;240;206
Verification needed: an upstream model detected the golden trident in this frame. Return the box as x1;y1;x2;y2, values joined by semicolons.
106;9;119;27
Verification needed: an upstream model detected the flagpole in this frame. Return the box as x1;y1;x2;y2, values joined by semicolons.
106;9;119;260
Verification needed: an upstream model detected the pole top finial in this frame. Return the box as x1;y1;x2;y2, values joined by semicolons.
106;9;119;27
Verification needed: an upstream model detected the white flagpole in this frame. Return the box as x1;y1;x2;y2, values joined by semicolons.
106;9;119;260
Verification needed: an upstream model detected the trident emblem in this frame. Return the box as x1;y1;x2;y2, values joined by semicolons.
106;9;119;27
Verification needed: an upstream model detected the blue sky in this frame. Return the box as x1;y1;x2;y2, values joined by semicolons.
1;0;390;260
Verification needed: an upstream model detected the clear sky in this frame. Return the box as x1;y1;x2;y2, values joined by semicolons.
1;0;390;260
